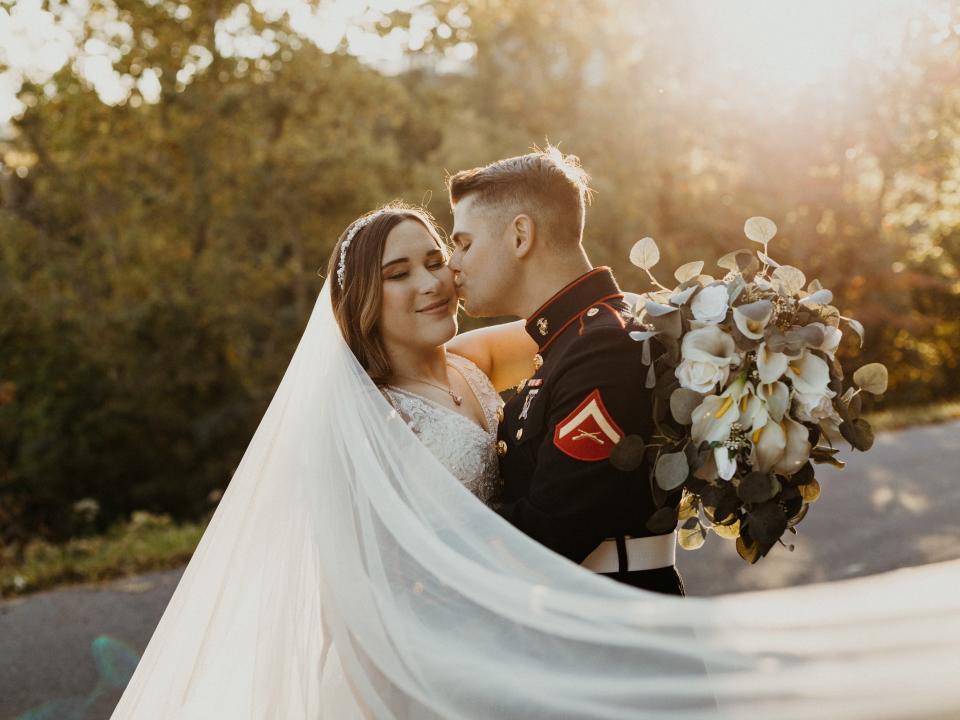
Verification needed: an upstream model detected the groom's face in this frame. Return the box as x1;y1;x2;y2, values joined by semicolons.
449;194;517;318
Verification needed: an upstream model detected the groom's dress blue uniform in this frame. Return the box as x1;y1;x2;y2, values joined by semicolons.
493;267;684;596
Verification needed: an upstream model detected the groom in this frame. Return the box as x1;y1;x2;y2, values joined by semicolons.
447;148;685;596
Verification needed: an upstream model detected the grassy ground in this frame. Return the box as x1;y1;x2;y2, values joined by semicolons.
864;398;960;432
3;399;959;599
0;512;208;599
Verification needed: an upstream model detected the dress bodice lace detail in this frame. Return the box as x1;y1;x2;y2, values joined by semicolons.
382;353;503;504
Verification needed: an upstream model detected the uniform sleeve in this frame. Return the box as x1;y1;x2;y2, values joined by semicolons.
493;327;656;563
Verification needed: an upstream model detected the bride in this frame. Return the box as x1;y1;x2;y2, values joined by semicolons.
327;203;525;506
111;205;960;720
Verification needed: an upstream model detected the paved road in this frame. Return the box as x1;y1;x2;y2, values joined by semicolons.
2;420;959;719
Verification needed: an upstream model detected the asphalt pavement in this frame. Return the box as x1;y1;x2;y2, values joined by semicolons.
2;419;958;719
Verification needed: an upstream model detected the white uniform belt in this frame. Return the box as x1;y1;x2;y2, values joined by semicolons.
581;533;676;574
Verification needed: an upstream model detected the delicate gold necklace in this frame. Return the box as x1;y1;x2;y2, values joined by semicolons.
390;370;463;406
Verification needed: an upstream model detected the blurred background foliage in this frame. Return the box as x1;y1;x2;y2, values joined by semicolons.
2;0;959;546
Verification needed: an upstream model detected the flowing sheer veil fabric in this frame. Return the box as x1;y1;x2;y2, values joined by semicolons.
112;283;960;720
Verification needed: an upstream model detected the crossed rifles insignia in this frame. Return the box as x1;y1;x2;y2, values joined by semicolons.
571;429;605;444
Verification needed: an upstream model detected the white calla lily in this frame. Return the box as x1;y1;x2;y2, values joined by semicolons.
819;325;842;359
740;391;768;433
756;342;789;383
773;417;812;476
715;447;738;481
749;416;812;477
751;420;786;473
758;381;790;423
786;351;831;396
692;378;750;482
732;300;774;340
691;392;740;445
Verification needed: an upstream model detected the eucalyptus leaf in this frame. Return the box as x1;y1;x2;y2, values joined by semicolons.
736;535;761;564
845;316;865;348
678;516;708;550
712;516;741;539
669;285;697;306
748;501;788;544
717;249;754;271
815;453;846;469
651;472;669;508
630;237;660;270
800;288;834;306
644;301;679;317
772;265;806;295
744;216;778;244
853;363;888;395
646;506;680;534
787;503;810;528
853;418;874;451
712;493;741;525
735;251;760;277
655;451;690;491
737;472;782;504
726;276;746;304
848;392;863;418
785;461;815;487
677;492;699;521
610;435;647;472
798;478;821;503
643;302;683;339
839;419;863;450
674;260;704;283
670;387;703;425
757;250;780;267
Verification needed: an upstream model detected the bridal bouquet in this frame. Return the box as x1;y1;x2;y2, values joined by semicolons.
613;217;887;564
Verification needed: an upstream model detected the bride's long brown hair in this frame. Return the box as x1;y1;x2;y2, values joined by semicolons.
326;203;448;383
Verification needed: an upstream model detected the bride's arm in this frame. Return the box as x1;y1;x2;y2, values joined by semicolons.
447;320;539;392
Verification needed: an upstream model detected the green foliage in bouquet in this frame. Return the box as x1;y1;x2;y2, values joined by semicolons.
613;217;888;564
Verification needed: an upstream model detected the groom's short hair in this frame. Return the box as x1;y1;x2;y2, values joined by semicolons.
447;145;592;246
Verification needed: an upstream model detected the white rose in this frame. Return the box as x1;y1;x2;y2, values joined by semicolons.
691;284;730;324
676;326;737;393
793;390;841;425
676;360;731;394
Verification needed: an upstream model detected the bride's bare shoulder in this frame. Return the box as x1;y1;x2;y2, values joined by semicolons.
447;320;536;392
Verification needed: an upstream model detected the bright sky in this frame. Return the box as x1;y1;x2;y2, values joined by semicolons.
0;0;945;126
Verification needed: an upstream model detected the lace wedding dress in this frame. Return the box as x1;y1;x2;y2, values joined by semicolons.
381;352;503;504
319;351;503;717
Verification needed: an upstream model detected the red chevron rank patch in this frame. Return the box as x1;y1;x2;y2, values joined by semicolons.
553;389;624;462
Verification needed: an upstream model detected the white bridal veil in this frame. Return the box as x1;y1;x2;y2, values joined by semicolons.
111;283;960;720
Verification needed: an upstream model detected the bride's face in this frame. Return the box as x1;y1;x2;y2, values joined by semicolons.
378;220;458;352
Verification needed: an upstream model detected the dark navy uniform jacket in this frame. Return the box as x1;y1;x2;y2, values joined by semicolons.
493;267;684;595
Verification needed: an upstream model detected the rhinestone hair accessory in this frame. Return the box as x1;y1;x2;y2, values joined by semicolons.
336;212;381;289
